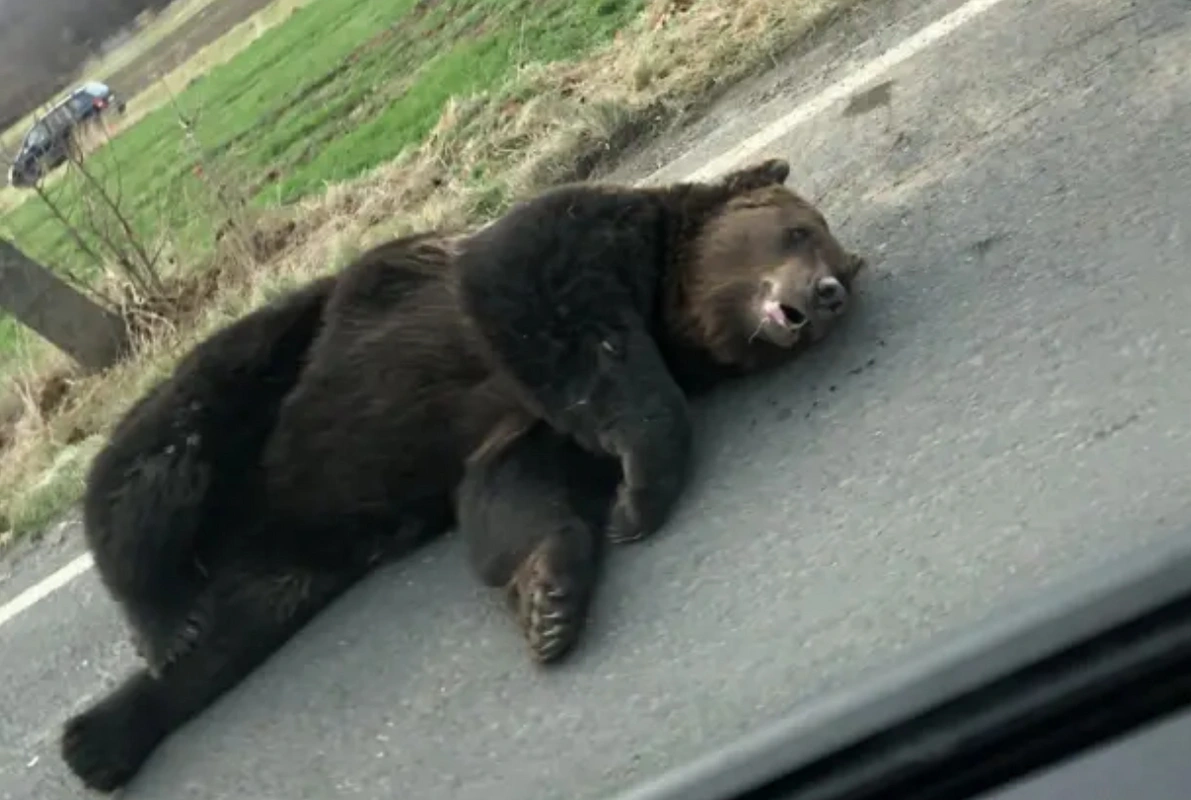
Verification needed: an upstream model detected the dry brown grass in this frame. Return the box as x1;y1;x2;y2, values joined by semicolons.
0;0;864;541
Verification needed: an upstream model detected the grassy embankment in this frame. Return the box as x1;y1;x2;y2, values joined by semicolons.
0;0;861;542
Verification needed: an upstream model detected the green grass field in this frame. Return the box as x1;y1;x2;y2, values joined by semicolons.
0;0;644;286
0;317;18;375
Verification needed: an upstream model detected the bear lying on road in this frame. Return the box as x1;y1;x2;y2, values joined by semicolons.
61;159;867;792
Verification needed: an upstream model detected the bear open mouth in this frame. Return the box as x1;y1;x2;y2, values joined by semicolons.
778;304;806;327
760;297;808;332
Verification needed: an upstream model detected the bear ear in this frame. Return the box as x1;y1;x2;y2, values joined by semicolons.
843;251;869;281
719;158;791;193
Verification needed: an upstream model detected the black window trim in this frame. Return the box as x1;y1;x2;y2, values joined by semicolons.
606;530;1191;800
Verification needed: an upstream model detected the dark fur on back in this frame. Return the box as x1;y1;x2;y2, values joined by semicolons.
81;275;337;672
59;159;867;793
257;232;527;565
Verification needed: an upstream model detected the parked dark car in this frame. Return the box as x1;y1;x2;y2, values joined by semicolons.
6;81;126;188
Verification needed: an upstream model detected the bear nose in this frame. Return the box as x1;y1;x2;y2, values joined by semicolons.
813;276;846;310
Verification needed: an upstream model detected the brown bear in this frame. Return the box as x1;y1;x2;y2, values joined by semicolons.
60;158;867;793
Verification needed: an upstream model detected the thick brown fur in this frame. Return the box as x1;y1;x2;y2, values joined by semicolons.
79;275;338;676
60;159;866;793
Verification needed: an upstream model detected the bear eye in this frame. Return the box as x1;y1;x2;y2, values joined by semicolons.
783;226;812;249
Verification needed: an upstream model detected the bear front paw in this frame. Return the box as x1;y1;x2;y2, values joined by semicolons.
605;487;654;545
606;504;644;544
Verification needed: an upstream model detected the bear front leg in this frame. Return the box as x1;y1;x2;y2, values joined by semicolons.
589;327;695;545
602;400;693;545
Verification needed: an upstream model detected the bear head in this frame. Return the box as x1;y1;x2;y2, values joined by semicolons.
669;159;867;369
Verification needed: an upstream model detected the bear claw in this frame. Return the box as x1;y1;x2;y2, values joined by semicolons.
605;491;651;545
510;549;581;664
132;611;205;678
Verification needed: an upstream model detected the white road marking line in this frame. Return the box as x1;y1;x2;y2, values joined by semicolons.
0;0;1012;632
0;553;94;628
657;0;1011;184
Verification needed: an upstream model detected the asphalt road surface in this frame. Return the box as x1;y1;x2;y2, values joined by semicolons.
2;0;1189;796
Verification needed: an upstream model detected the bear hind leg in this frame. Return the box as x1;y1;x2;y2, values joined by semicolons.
459;424;618;664
506;523;600;664
60;558;365;793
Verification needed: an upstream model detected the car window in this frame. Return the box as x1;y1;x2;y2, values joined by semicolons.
0;4;1186;800
24;123;50;147
44;105;73;130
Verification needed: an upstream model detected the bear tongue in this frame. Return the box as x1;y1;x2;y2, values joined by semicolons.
762;298;790;329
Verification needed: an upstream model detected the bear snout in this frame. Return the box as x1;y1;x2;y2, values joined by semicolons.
812;276;847;312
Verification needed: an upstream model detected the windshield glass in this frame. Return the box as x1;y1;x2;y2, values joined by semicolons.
0;1;1185;799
